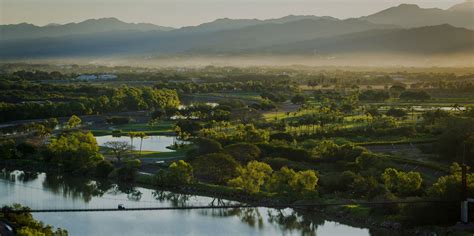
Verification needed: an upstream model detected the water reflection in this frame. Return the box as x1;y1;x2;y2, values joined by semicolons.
268;209;325;235
1;169;39;183
110;184;143;201
152;190;190;207
0;170;372;236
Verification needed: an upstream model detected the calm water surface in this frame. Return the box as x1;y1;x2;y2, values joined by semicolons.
0;170;370;236
95;135;187;152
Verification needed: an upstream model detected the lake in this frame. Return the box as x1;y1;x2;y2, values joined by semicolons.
0;170;371;236
95;135;187;152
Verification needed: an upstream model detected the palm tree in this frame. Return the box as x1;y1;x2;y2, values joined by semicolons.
452;103;462;112
408;105;415;121
128;132;138;153
136;132;147;158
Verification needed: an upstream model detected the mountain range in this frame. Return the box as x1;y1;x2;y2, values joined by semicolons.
0;1;473;59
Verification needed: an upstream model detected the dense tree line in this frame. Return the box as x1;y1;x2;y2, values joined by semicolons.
0;86;180;122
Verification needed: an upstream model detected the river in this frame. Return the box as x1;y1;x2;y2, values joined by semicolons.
0;170;371;236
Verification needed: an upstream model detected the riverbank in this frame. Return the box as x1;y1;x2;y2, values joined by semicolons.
133;173;464;235
0;162;467;235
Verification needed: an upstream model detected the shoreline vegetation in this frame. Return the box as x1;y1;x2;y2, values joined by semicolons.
0;164;462;235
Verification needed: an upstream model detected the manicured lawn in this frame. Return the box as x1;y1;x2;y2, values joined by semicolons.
115;121;174;132
137;146;192;159
92;121;175;136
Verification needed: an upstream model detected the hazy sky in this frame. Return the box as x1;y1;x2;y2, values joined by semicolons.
0;0;465;27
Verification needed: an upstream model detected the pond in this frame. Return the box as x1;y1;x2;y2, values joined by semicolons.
95;135;187;152
0;170;372;236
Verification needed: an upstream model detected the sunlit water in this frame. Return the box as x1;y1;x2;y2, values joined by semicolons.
0;170;371;236
95;135;187;152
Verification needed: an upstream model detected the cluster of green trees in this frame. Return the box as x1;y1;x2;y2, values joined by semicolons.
229;161;318;194
199;124;269;145
45;131;105;173
0;85;180;122
358;90;390;102
155;80;298;94
399;90;431;101
381;168;423;197
154;157;318;196
1;204;68;235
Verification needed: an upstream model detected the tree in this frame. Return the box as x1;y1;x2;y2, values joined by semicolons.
267;167;318;193
0;139;16;160
421;109;451;125
386;108;407;119
429;163;474;200
399;90;431;101
136;132;147;157
192;153;239;184
358;90;389;102
95;160;114;178
291;94;306;104
151;108;166;120
116;159;141;181
389;84;406;98
128;132;139;153
437;117;474;160
228;161;273;194
224;143;261;163
67;115;82;129
381;168;422;197
104;141;131;163
156;160;194;186
169;160;193;184
196;138;223;155
1;204;68;235
47;131;103;172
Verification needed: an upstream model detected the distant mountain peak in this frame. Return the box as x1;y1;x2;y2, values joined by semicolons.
449;0;474;12
79;17;124;24
362;2;472;29
397;3;420;9
45;23;61;27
